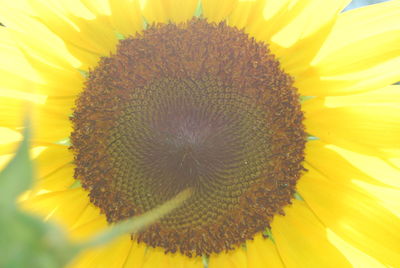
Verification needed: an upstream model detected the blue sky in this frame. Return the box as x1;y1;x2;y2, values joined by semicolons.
345;0;390;10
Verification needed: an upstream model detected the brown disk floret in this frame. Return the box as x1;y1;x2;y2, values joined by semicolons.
70;18;306;257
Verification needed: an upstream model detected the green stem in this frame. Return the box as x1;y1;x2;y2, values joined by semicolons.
77;188;192;250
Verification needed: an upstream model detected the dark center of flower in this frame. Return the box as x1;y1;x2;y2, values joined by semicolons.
71;18;306;257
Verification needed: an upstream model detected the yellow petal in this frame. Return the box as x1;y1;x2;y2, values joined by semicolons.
316;0;400;64
305;141;400;189
0;127;22;154
165;253;203;268
34;145;73;179
88;236;133;268
242;0;293;43
244;0;348;46
33;115;72;144
271;0;350;48
26;0;117;66
329;144;400;187
324;85;400;107
141;248;171;268
327;229;386;268
234;0;350;77
299;41;400;97
68;249;103;268
0;70;41;96
32;98;73;142
352;180;400;218
141;248;202;268
68;235;131;268
0;97;26;129
270;0;350;76
271;199;351;267
202;0;238;23
80;0;111;16
209;246;247;268
0;27;42;85
29;59;84;97
298;166;400;267
0;40;84;98
0;97;73;142
21;188;89;229
70;203;106;238
0;89;46;104
227;0;268;30
70;214;108;241
34;164;75;192
275;18;334;77
142;0;198;24
0;47;84;97
298;0;400;96
177;0;201;22
246;233;284;268
304;98;400;155
123;242;147;268
0;0;34;14
314;33;400;76
108;0;143;36
0;4;80;69
261;0;289;21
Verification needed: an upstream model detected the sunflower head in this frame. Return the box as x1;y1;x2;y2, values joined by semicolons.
70;18;306;256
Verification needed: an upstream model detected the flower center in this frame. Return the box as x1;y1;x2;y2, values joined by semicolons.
71;18;306;257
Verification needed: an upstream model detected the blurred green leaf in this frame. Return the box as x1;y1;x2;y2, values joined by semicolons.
0;122;32;212
0;117;191;268
0;119;78;268
194;0;203;17
78;188;192;250
0;211;78;268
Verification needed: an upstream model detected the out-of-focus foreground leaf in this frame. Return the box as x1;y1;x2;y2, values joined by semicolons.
0;121;191;267
0;121;32;209
0;121;77;268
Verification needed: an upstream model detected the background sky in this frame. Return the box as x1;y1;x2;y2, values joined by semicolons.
345;0;390;10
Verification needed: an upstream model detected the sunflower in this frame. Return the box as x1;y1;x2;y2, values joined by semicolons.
1;0;400;267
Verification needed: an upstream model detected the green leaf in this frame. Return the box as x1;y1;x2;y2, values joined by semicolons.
78;188;192;250
202;255;209;268
0;117;192;267
194;0;203;17
263;227;275;243
0;120;32;212
0;210;78;268
294;192;304;201
0;118;79;268
115;32;126;40
300;96;315;103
